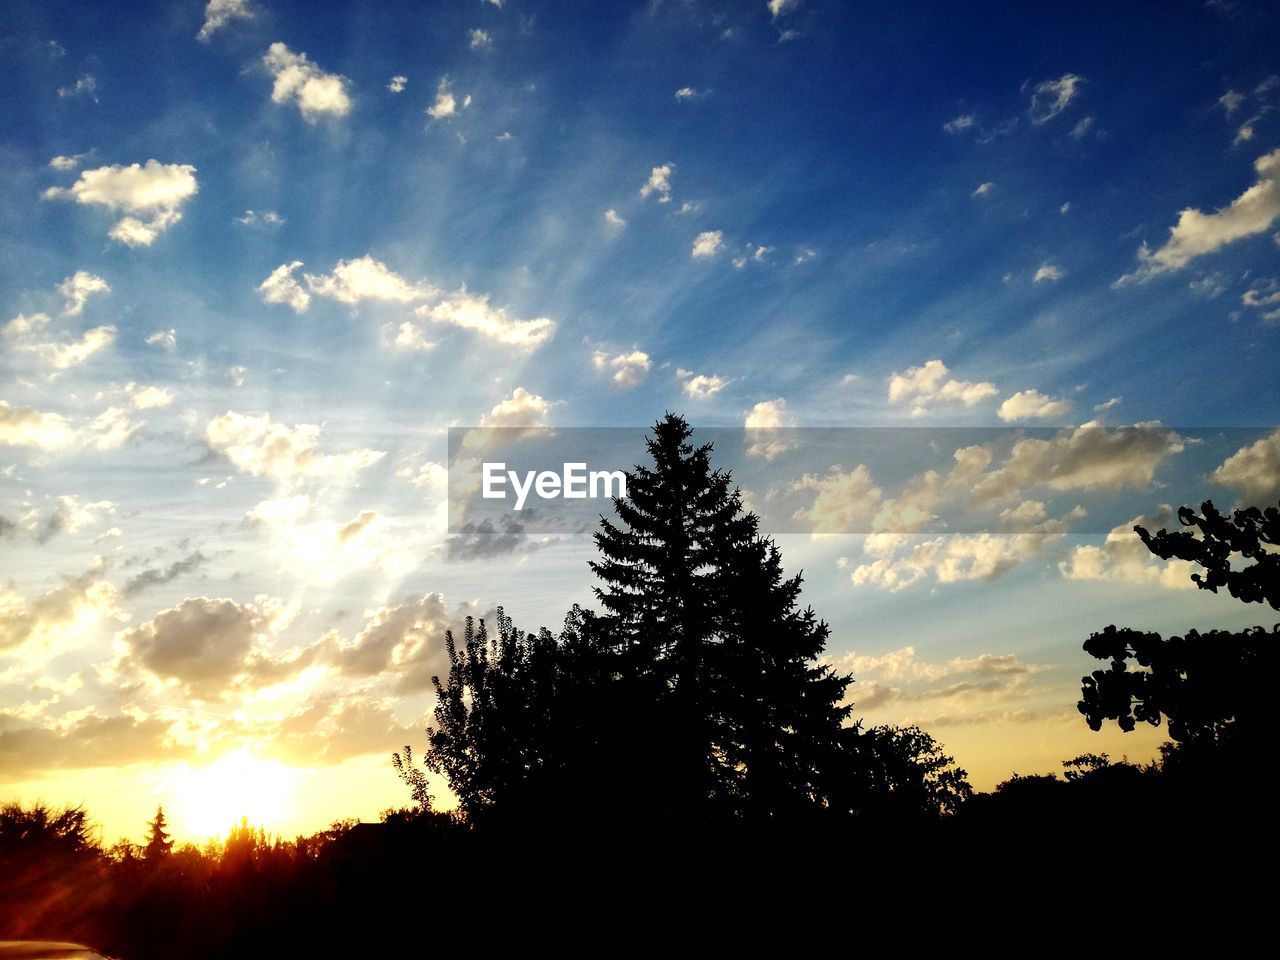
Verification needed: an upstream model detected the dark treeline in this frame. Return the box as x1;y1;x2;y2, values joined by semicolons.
3;415;1277;954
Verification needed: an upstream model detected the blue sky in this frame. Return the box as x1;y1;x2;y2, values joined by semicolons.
2;0;1279;841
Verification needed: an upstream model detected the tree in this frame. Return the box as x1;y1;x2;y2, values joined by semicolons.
144;805;174;861
390;744;433;811
591;413;854;822
1079;498;1280;755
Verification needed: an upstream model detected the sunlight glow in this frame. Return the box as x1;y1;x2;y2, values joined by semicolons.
169;748;302;840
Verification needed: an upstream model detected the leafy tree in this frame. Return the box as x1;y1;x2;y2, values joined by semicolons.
829;724;972;821
1079;498;1280;754
1136;500;1279;609
390;744;433;811
144;805;174;861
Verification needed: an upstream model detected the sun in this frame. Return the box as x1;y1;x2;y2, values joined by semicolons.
170;749;302;841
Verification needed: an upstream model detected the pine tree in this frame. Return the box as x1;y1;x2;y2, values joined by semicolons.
591;413;853;822
144;805;173;861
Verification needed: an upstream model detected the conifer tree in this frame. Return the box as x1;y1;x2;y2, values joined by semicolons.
144;805;173;861
591;413;853;822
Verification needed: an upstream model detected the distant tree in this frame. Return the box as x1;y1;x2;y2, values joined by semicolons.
831;724;973;821
144;805;174;861
1079;498;1280;755
390;744;433;811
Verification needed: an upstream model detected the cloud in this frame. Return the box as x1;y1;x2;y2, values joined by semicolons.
1027;73;1083;124
1211;428;1280;498
478;387;551;431
0;709;179;777
971;181;994;198
415;289;556;350
235;209;283;227
677;369;726;399
768;0;800;17
1058;508;1195;590
123;551;210;597
1219;89;1245;115
58;271;110;316
57;75;98;101
323;594;454;693
0;572;121;659
427;76;471;119
943;114;976;134
445;516;544;563
691;230;726;259
675;87;698;100
592;350;651;388
263;43;352;121
793;466;884;534
43;160;198;246
745;398;795;459
1069;116;1095;140
469;29;492;50
387;75;407;94
29;326;116;371
887;359;998;417
640;163;674;203
1116;148;1280;283
1241;278;1280;323
247;500;402;581
966;422;1185;505
257;262;311;313
205;411;385;484
116;597;269;698
997;389;1073;422
197;0;253;42
17;495;115;544
849;532;1058;591
1033;261;1063;282
145;328;176;350
305;256;436;305
0;401;76;450
603;208;627;228
49;154;82;171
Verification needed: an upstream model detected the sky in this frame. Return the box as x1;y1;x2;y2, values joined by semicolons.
2;0;1279;845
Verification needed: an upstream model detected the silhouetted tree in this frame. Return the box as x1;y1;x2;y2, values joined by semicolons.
144;806;173;861
1079;498;1280;760
390;744;433;811
592;413;854;823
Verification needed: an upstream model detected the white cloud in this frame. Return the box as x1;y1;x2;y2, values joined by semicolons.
943;114;975;134
1033;261;1063;283
1117;147;1280;283
386;321;437;352
1093;396;1122;413
971;181;994;198
1027;73;1083;124
263;43;352;122
745;398;795;460
416;289;556;350
469;29;492;50
43;160;198;247
481;387;551;430
48;154;82;171
124;382;173;410
58;271;109;317
1210;428;1280;498
145;329;176;350
592;350;651;389
305;256;436;305
1241;278;1280;323
678;369;726;399
427;76;471;119
197;0;253;42
640;163;674;203
257;261;311;313
1059;508;1195;590
691;230;726;259
850;533;1058;591
57;75;98;101
1069;115;1095;140
31;325;116;371
675;87;698;100
887;359;998;417
0;573;120;659
793;465;883;534
206;411;385;484
1218;89;1245;115
997;389;1074;422
768;0;799;17
603;208;627;228
387;75;408;94
1060;202;1071;215
235;209;284;227
0;403;73;451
